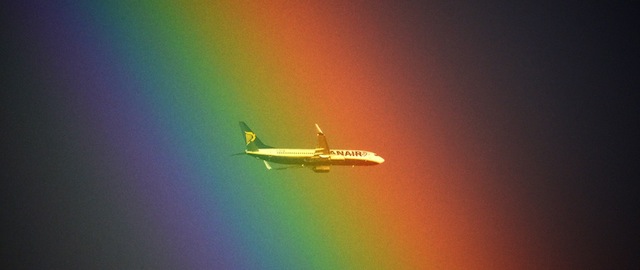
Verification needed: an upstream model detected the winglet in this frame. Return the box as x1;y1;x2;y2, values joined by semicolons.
314;124;330;155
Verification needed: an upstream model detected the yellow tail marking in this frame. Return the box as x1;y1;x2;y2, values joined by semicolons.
244;131;256;145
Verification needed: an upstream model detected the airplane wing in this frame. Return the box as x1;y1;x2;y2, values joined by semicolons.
314;124;330;156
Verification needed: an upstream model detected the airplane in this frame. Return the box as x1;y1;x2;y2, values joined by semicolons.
238;122;384;173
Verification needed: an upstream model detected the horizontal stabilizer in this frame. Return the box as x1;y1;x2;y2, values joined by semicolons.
263;160;272;170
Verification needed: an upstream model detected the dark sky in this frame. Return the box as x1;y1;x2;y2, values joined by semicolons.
391;2;639;267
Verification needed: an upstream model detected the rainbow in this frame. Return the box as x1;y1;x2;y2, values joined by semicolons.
9;1;536;269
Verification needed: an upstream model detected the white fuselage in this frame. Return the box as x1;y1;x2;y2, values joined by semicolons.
246;148;385;166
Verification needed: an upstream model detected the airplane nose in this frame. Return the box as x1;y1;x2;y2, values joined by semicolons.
376;156;385;164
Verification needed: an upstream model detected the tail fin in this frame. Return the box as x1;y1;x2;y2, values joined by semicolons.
239;122;273;151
